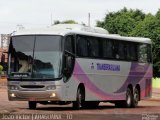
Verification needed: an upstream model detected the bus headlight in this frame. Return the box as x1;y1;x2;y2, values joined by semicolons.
50;93;56;97
10;93;16;97
9;85;19;90
46;85;56;90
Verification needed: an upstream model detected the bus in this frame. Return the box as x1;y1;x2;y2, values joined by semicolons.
7;24;152;109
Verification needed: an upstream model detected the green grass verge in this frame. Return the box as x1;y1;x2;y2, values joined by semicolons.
152;78;160;88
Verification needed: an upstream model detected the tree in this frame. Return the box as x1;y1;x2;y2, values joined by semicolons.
97;8;145;36
53;20;61;25
96;8;160;77
53;20;78;25
130;13;160;77
61;20;78;24
0;65;3;75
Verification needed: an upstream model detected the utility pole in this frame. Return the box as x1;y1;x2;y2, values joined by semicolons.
51;13;53;25
88;13;90;27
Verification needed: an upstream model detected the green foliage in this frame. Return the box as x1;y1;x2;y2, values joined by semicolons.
54;20;61;25
152;78;160;88
96;8;160;77
62;20;78;24
0;65;3;74
53;20;78;25
97;8;145;36
130;13;160;76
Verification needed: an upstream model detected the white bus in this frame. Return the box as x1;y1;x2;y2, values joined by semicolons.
7;24;152;109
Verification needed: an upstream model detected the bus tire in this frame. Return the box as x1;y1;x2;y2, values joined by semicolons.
122;88;133;108
73;87;85;110
28;101;37;109
131;88;139;108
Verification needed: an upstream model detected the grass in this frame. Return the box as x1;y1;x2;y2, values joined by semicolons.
152;78;160;89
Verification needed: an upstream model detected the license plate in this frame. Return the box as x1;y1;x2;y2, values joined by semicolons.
29;98;37;101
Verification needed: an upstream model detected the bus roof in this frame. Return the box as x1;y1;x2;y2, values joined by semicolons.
13;24;151;44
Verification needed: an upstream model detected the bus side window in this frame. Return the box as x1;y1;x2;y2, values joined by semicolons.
138;44;148;63
64;35;75;79
102;39;114;59
76;35;88;57
114;41;125;60
117;42;125;60
88;37;100;58
126;42;137;61
65;35;75;54
147;44;152;63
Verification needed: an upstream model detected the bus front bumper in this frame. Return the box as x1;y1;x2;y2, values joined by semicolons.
8;90;60;101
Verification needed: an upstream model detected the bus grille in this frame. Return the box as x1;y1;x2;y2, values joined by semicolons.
20;85;45;89
17;92;49;98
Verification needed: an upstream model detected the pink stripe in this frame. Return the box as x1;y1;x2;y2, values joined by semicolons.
73;61;125;100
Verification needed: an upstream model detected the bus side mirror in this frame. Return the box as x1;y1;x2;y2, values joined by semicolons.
63;53;74;77
65;56;72;72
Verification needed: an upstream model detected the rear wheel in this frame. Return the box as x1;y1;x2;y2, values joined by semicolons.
123;88;133;108
131;88;139;108
115;88;133;108
73;88;85;110
28;101;37;109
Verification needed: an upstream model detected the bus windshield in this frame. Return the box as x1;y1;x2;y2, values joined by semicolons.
8;35;62;79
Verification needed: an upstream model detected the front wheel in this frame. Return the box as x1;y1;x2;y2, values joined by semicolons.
73;88;85;110
28;101;37;109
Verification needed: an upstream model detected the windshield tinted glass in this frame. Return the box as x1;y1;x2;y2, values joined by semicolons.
9;35;62;79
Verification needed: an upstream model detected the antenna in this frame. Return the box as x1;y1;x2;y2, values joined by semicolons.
51;13;53;25
88;13;90;27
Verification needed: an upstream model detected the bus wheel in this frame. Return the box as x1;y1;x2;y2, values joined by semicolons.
28;101;37;109
131;88;139;108
123;88;132;108
73;88;84;110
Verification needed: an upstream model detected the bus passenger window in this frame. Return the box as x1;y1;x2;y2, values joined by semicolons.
114;41;125;60
88;37;100;58
117;42;125;60
76;36;88;57
102;39;114;59
138;44;147;63
126;43;137;61
147;45;152;63
65;35;74;54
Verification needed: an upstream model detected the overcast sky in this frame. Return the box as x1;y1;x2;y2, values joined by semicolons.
0;0;160;34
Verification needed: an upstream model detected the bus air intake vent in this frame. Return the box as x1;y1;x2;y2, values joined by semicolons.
20;85;45;88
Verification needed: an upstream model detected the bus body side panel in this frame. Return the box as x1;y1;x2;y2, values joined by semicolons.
60;78;79;101
139;64;153;99
68;58;152;101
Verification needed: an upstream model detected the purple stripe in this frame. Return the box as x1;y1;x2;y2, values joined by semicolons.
73;61;125;100
114;63;152;93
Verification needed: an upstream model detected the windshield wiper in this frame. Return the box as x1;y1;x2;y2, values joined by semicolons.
31;36;36;77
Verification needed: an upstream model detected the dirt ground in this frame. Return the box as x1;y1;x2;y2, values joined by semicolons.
1;79;160;120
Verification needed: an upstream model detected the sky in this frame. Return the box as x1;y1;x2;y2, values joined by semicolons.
0;0;160;34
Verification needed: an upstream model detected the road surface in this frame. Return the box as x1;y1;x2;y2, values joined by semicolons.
0;79;160;120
